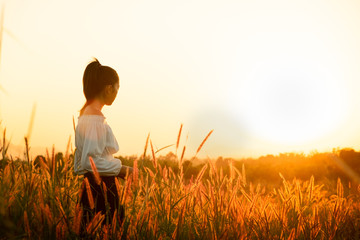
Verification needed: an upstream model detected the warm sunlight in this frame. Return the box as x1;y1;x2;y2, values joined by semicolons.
0;0;359;159
227;30;350;146
2;0;360;238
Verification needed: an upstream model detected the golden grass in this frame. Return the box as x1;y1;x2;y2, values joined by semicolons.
84;177;95;209
176;123;183;154
0;126;360;239
150;140;157;169
143;133;150;159
196;129;214;156
89;156;101;185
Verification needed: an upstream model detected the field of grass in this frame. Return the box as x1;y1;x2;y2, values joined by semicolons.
1;128;360;239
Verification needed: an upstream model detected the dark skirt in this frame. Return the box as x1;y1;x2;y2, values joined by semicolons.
79;172;124;233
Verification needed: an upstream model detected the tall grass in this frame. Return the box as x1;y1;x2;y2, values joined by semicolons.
0;126;360;239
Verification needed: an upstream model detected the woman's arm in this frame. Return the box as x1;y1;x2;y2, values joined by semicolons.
117;166;133;179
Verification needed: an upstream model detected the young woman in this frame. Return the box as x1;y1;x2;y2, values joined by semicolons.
74;58;133;232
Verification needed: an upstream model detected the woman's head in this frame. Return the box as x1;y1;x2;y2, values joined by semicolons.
81;58;119;113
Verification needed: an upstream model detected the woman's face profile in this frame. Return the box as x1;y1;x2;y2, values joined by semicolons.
103;82;119;105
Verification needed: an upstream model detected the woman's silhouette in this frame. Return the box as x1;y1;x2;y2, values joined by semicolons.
74;58;133;235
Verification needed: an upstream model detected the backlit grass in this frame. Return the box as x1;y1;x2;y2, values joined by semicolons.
0;127;360;239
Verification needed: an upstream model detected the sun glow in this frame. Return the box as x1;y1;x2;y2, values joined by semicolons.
228;32;349;146
1;0;359;158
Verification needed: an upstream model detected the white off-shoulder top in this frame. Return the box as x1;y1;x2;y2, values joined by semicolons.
74;115;122;176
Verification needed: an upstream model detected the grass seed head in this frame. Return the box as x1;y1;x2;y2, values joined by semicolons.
84;177;95;209
89;156;101;185
150;140;157;169
143;133;150;159
176;123;183;153
196;129;214;156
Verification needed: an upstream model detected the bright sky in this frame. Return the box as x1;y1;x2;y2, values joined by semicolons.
1;0;360;159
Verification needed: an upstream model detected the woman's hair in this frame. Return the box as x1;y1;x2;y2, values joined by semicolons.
80;58;119;115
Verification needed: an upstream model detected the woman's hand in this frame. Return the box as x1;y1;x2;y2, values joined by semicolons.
117;166;133;179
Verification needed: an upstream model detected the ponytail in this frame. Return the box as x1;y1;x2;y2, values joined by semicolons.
83;58;102;101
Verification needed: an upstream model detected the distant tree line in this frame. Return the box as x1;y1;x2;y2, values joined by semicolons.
1;147;360;194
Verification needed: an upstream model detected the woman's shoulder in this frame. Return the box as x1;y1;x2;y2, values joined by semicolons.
79;114;106;119
76;115;107;138
78;115;106;127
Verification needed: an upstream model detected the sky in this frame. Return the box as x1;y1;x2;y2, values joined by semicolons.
1;0;360;159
